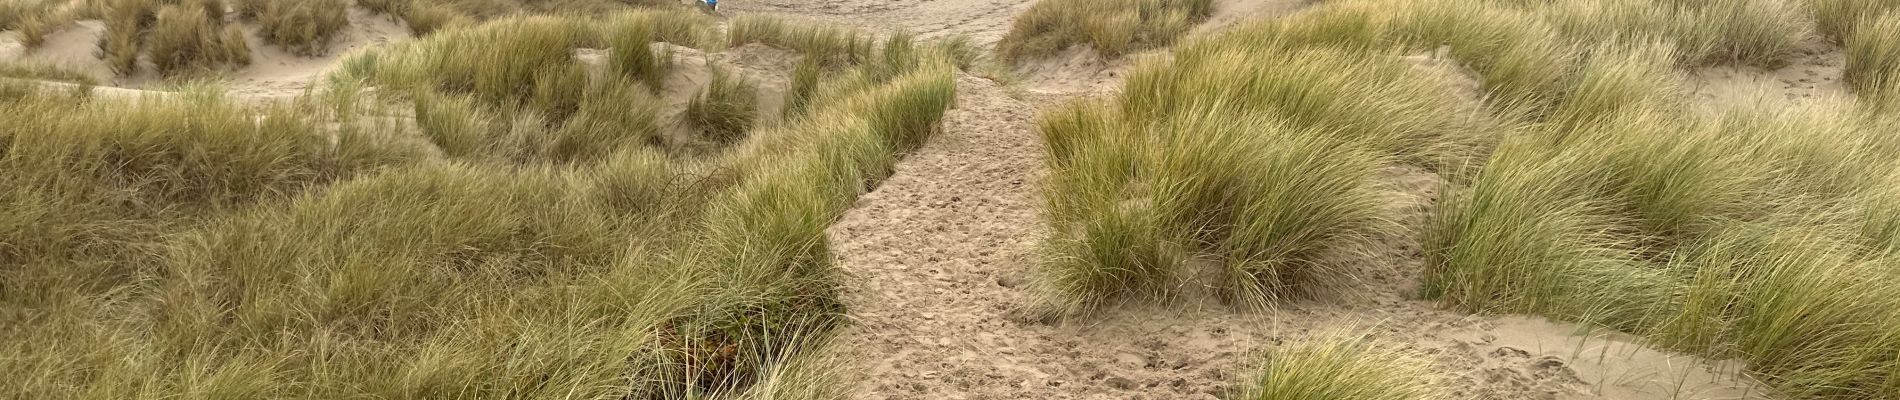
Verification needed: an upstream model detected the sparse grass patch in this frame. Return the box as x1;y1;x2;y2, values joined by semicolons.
997;0;1213;61
0;62;99;85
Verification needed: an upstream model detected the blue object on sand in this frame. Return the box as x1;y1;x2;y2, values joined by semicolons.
705;0;717;9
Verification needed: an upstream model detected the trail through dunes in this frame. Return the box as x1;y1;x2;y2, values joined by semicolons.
0;0;1797;397
786;1;1771;398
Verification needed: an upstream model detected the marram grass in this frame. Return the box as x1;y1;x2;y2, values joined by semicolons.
4;11;959;398
1236;334;1447;400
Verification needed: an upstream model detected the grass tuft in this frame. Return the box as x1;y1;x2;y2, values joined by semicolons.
997;0;1213;61
728;14;876;65
1237;334;1447;399
603;14;674;90
1811;0;1900;42
687;67;761;144
1845;13;1900;101
251;0;351;56
147;3;252;76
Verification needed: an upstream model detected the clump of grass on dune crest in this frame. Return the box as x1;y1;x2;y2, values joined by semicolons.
1387;0;1577;106
1845;13;1900;101
1420;140;1675;330
99;0;153;74
1676;0;1809;67
338;14;677;161
1544;42;1686;129
1811;0;1900;42
1236;334;1447;400
997;0;1213;61
398;2;465;36
0;0;68;47
1037;112;1390;312
1035;34;1500;313
605;7;715;48
1422;44;1900;399
728;14;876;65
98;0;251;76
147;3;251;76
245;0;350;56
1654;222;1900;398
687;67;760;143
1124;44;1495;167
1518;0;1807;67
603;14;675;90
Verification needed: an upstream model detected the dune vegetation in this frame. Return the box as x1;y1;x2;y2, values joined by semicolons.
997;0;1213;61
4;0;693;79
1;11;956;398
0;61;99;84
1033;0;1900;396
10;0;1900;396
1235;334;1445;400
0;0;70;46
